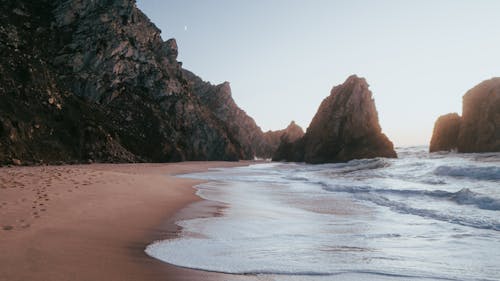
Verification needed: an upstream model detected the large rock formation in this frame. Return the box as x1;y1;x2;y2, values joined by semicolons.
273;75;397;163
430;78;500;153
429;113;461;152
0;0;268;164
458;78;500;152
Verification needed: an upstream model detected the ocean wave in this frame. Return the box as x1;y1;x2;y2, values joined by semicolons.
322;184;500;211
353;193;500;231
451;188;500;210
324;158;391;175
146;239;454;280
420;178;447;185
433;165;500;181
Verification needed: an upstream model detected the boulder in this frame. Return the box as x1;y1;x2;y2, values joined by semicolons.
274;75;397;163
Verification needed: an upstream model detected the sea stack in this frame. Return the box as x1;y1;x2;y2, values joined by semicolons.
273;75;397;163
429;113;461;152
430;78;500;153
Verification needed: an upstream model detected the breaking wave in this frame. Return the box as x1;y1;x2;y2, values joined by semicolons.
434;165;500;181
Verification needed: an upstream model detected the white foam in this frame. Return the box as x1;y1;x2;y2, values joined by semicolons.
434;165;500;181
146;148;500;280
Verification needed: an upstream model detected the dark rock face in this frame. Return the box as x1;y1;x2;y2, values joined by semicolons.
182;70;267;159
430;78;500;153
0;0;263;164
273;75;397;163
429;113;461;152
458;78;500;152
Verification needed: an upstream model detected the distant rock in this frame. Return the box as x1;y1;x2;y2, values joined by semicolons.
430;78;500;153
274;75;397;163
266;121;304;148
264;121;304;158
429;113;461;152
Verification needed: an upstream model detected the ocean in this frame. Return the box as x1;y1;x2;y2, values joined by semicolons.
146;146;500;281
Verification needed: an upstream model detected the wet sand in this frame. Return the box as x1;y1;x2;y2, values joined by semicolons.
0;162;259;281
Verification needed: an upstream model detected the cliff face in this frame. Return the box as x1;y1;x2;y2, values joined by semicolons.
430;78;500;153
182;70;268;159
0;0;259;164
429;113;461;152
273;75;397;163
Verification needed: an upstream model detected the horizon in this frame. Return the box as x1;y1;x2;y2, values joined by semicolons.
136;0;500;146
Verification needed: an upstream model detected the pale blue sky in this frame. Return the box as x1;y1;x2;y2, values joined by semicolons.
136;0;500;146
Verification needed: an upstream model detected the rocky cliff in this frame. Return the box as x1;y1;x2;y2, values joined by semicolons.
182;70;270;159
430;78;500;153
273;75;397;163
0;0;271;164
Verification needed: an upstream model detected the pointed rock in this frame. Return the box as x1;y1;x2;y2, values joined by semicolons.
274;75;397;163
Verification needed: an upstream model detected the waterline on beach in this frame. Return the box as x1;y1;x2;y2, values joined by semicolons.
146;147;500;281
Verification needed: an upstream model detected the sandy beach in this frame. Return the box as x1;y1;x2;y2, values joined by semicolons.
0;162;259;281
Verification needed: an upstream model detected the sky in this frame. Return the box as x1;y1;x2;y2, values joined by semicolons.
136;0;500;146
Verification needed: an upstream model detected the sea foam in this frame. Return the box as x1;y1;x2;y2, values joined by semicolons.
146;147;500;281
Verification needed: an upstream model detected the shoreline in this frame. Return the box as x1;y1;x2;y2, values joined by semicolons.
0;162;259;281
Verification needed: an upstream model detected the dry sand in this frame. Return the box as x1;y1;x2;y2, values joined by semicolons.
0;162;260;281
